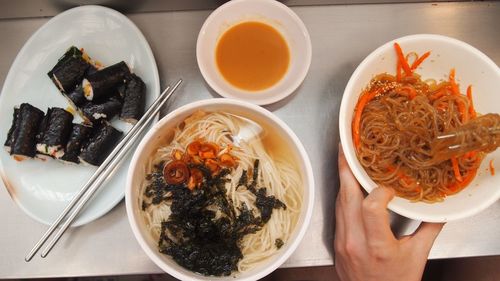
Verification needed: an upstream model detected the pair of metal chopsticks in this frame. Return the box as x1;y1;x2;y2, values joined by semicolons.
25;79;183;262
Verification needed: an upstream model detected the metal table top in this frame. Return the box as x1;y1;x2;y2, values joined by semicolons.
1;1;499;278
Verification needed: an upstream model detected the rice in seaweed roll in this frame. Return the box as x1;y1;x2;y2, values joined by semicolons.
48;46;91;94
82;61;130;101
81;98;122;124
79;123;122;166
9;103;45;160
36;107;74;158
60;124;93;164
119;74;146;124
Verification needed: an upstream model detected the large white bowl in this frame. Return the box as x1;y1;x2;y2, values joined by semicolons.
196;0;312;105
126;99;314;280
339;34;500;222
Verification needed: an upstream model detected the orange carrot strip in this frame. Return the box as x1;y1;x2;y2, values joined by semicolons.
451;157;463;182
353;91;378;149
490;159;495;176
410;51;431;70
449;68;460;95
394;43;412;76
446;166;478;194
466;85;477;119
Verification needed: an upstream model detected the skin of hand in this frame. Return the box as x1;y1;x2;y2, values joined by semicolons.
334;144;445;281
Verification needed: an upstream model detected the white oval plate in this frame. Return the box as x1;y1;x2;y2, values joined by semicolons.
0;5;160;226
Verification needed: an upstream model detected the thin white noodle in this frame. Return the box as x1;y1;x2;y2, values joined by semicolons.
138;111;303;274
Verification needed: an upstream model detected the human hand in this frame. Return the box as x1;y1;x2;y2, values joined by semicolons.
334;144;444;281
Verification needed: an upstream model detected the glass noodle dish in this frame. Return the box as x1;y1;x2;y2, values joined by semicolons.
139;111;302;276
353;42;488;203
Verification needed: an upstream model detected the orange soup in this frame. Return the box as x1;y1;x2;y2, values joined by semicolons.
215;21;290;91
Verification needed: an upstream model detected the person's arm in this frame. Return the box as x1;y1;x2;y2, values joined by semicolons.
334;144;444;281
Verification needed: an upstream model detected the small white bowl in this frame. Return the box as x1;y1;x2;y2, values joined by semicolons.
196;0;312;105
339;34;500;222
126;99;314;280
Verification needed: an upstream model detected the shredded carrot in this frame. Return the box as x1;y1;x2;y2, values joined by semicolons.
410;51;431;70
394;43;412;76
466;85;477;119
451;157;463;182
449;69;460;95
464;151;478;160
490;159;495;176
446;167;478;194
353;91;378;149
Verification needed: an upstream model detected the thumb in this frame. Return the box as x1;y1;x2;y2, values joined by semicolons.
410;222;444;254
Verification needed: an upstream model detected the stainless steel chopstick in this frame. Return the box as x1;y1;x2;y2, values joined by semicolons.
25;79;182;261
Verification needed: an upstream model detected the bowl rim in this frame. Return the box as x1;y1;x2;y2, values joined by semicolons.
196;0;312;105
339;33;500;222
125;98;315;280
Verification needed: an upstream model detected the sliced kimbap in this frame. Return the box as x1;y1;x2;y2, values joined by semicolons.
65;84;87;109
48;46;91;94
79;124;122;166
10;103;45;160
60;124;93;164
119;74;146;124
35;108;52;159
82;61;130;101
36;107;74;158
81;98;122;124
4;108;19;153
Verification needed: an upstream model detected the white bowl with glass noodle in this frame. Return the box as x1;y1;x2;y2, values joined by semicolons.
126;99;314;280
196;0;312;105
339;34;500;222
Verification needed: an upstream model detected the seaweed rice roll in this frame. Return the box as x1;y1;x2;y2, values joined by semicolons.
79;124;122;166
64;84;87;109
9;103;45;160
119;74;146;124
81;98;122;124
36;107;74;158
82;61;130;101
48;46;91;94
60;124;93;164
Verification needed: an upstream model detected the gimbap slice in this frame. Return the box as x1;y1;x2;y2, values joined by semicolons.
48;46;91;94
35;108;52;159
65;84;87;109
119;74;146;124
10;103;44;160
79;124;122;166
4;108;19;153
36;108;74;158
82;61;130;101
81;98;122;124
60;124;93;164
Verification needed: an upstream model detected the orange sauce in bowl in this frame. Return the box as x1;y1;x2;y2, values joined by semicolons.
215;21;290;92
